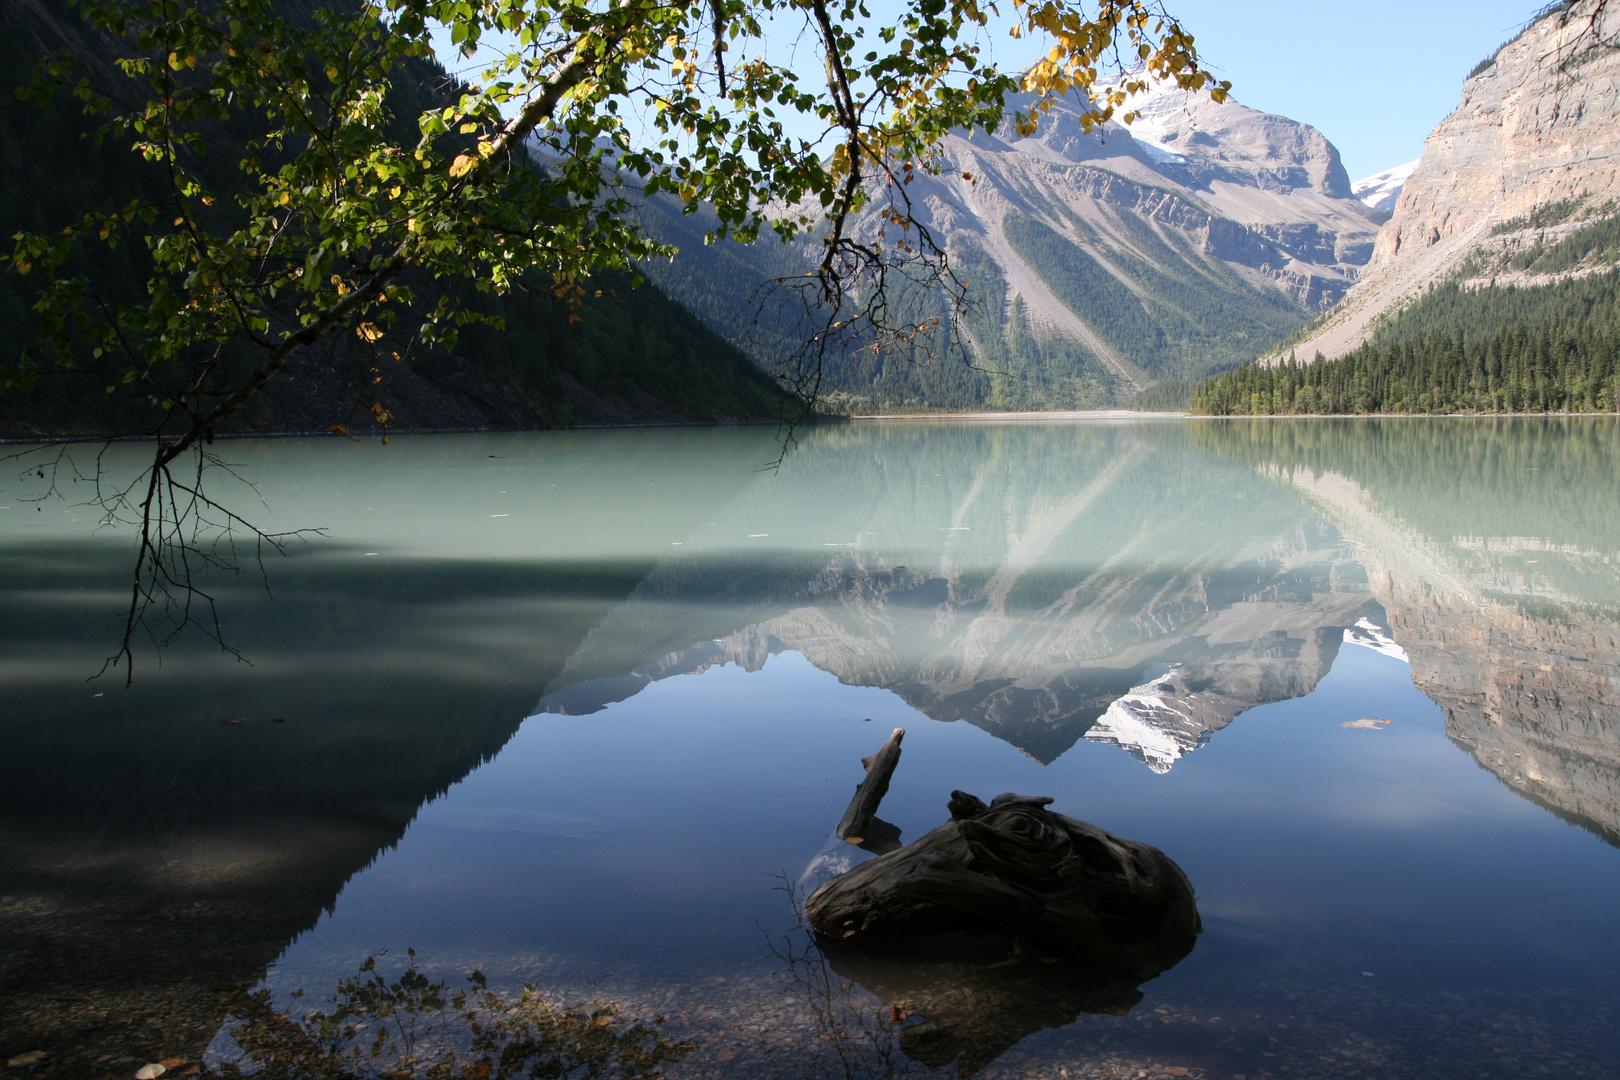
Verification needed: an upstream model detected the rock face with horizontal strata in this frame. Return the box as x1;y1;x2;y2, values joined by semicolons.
1283;0;1620;361
906;84;1383;313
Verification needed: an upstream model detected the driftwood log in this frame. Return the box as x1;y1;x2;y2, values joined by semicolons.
806;790;1201;971
835;727;904;843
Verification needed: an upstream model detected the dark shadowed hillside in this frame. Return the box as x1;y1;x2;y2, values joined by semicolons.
0;0;785;438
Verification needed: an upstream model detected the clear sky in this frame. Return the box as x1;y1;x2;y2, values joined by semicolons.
1052;0;1546;182
434;1;1546;183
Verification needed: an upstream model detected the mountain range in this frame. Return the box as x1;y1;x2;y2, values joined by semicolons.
9;0;1618;427
641;81;1385;411
643;0;1620;413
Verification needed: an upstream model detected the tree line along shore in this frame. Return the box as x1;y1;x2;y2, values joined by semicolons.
1187;267;1620;417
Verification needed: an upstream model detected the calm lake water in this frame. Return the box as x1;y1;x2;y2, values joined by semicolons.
2;417;1617;1080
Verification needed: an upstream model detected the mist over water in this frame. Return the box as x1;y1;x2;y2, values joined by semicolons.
3;418;1617;1079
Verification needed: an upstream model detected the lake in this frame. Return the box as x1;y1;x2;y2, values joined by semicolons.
2;417;1617;1080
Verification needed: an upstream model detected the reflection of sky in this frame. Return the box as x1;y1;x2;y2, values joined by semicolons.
269;640;1620;1005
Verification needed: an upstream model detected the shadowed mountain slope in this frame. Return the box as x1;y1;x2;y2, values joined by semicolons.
0;0;783;438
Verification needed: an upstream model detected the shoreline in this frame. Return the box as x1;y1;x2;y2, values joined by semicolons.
0;415;800;446
849;410;1620;421
6;410;1618;444
850;409;1189;421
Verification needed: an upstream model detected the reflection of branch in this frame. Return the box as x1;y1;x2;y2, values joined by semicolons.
760;874;944;1080
7;441;325;684
98;445;324;685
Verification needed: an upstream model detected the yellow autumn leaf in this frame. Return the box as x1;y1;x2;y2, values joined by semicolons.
356;323;384;342
449;154;477;178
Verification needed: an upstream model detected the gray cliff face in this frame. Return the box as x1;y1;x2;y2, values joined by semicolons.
1374;3;1620;268
894;86;1381;351
1284;0;1620;361
640;83;1378;406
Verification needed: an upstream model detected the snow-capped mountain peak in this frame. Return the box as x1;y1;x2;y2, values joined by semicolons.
1352;159;1419;215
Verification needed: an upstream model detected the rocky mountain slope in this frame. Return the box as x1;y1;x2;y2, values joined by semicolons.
642;83;1382;410
1282;0;1620;361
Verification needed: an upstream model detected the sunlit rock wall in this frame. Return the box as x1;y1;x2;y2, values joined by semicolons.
1285;0;1620;360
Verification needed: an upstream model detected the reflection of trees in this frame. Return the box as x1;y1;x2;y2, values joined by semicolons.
1197;417;1620;846
1194;418;1620;607
211;953;691;1080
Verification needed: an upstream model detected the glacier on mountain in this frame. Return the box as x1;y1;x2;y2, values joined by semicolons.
1351;159;1419;215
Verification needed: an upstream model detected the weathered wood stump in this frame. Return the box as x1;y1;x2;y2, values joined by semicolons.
806;790;1201;971
835;727;904;843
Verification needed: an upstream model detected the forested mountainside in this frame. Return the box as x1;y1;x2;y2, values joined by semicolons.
641;85;1381;413
1191;265;1620;415
1192;0;1620;417
1283;0;1620;365
0;0;783;439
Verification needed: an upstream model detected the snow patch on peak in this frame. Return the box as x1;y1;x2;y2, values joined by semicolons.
1343;616;1410;663
1085;677;1211;773
1352;159;1419;214
1129;132;1187;165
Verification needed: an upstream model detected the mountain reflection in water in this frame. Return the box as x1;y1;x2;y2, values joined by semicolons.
1;419;1617;1080
533;420;1620;847
535;425;1381;772
1199;419;1620;847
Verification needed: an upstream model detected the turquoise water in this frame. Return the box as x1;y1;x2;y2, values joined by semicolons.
2;418;1617;1079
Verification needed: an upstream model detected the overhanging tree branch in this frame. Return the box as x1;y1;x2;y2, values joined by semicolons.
6;0;1230;675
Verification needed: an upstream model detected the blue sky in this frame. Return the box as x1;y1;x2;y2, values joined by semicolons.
435;1;1545;183
1077;0;1544;181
